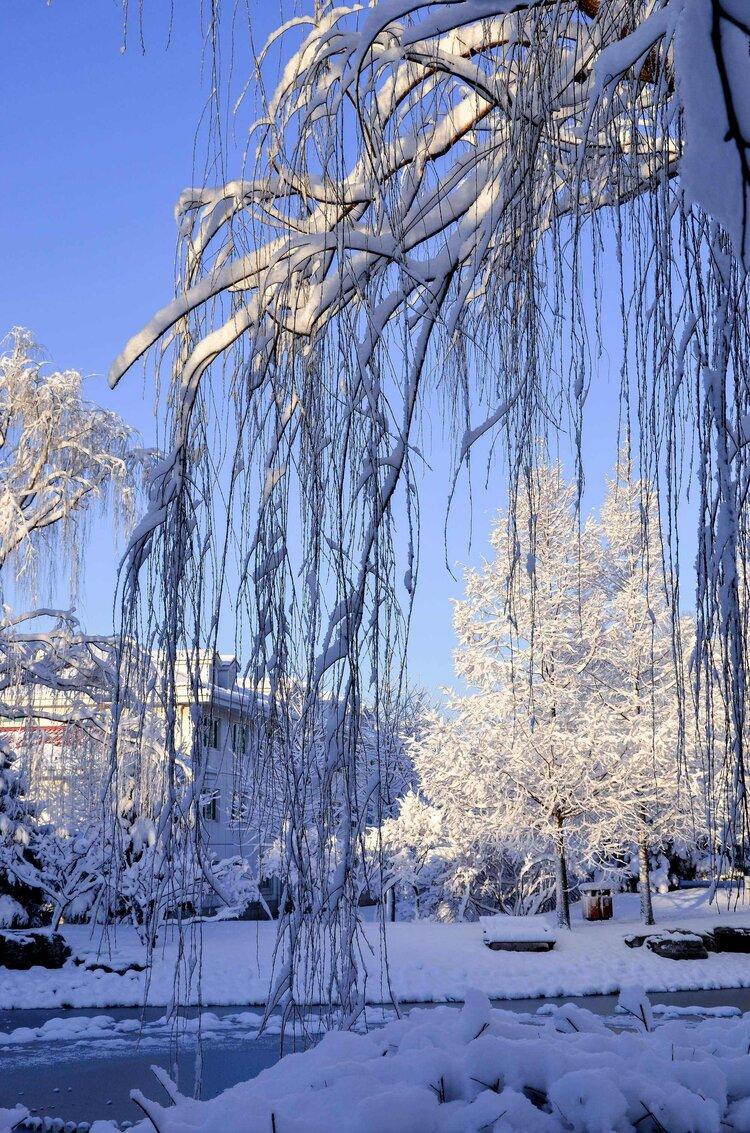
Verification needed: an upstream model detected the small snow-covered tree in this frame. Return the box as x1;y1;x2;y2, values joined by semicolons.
373;787;550;921
370;791;449;920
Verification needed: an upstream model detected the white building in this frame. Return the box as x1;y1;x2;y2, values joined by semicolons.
171;650;271;862
0;650;279;910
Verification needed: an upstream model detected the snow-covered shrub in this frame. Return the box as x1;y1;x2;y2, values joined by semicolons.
206;855;269;919
367;792;557;922
368;792;450;919
30;775;198;939
0;894;27;928
128;989;750;1132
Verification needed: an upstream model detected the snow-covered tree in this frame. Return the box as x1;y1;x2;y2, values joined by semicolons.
413;464;626;927
595;462;696;923
0;328;144;597
368;792;449;920
372;788;550;921
410;461;706;926
0;329;159;929
0;735;48;926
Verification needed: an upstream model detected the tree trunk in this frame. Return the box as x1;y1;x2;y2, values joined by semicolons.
638;837;655;925
555;819;571;929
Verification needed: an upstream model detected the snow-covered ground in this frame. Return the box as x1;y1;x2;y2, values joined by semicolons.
2;891;750;1010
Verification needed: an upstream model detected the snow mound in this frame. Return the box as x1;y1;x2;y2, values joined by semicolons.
479;915;556;944
124;990;750;1132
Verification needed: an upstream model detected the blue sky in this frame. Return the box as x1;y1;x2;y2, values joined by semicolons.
2;2;696;693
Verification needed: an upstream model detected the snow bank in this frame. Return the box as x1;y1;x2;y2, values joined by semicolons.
0;1109;28;1133
0;1009;266;1048
95;987;750;1133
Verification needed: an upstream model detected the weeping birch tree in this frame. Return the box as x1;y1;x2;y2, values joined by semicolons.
110;0;750;1024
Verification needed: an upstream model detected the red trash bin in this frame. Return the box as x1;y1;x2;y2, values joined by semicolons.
580;883;613;921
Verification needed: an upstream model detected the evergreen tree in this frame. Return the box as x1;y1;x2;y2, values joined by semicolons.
0;736;46;926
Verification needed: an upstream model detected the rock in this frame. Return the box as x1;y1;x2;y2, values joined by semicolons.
624;934;649;949
646;932;708;961
0;929;71;970
625;928;715;952
713;925;750;953
73;956;146;976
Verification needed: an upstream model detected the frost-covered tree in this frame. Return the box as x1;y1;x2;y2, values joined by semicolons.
0;328;143;596
0;736;46;926
0;330;156;928
0;326;145;858
372;787;552;920
414;464;625;928
411;462;704;926
596;462;695;923
369;792;449;920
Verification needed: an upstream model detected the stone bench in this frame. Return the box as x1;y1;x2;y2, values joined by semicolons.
646;933;709;961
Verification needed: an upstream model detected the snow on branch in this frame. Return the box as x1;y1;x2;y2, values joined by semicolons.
109;0;750;1028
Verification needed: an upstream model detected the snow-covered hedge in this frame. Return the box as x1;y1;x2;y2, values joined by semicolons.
64;989;750;1133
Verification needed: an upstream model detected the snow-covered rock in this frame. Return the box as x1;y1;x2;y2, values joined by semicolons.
0;930;71;971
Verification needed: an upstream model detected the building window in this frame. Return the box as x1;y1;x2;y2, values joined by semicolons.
197;713;220;752
201;787;220;823
229;787;253;828
232;720;258;755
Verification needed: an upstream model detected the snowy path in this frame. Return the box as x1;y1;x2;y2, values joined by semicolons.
2;892;750;1010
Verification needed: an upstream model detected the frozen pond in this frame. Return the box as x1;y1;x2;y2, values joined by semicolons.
4;988;750;1128
2;1036;280;1128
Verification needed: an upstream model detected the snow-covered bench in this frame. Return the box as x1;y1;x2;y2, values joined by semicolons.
480;915;556;952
